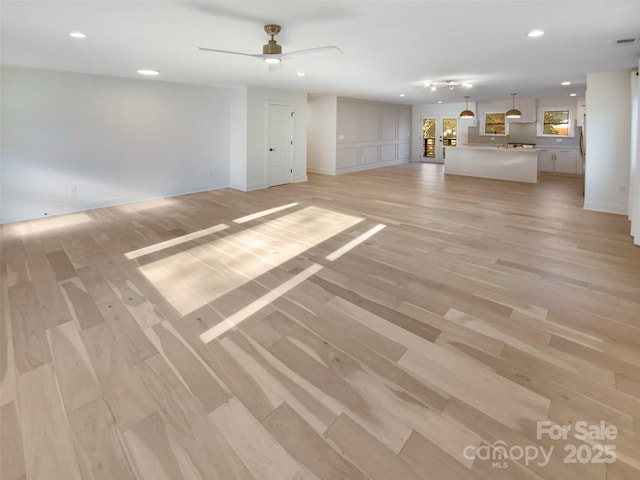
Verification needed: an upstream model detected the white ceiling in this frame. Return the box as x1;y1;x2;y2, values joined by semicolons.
2;0;639;105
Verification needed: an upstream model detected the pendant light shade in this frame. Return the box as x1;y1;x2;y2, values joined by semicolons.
506;93;522;119
459;95;475;118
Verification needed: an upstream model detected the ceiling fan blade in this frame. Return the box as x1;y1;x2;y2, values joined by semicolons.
198;47;263;59
282;46;343;59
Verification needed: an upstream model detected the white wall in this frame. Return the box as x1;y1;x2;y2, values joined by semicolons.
1;67;230;224
307;95;337;175
585;70;633;215
629;65;640;245
245;87;308;190
229;87;248;190
335;97;411;174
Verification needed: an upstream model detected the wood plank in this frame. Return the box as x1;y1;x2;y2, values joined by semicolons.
3;239;30;287
256;308;479;464
267;337;413;454
268;303;449;412
202;339;281;421
31;273;73;329
209;396;301;480
9;282;51;374
46;321;101;413
80;322;156;431
0;402;26;480
135;354;254;480
311;275;441;342
324;413;422;480
95;294;158;366
398;344;551;432
444;307;617;387
399;431;478;480
17;363;82;480
616;373;640;399
46;249;77;282
262;402;369;480
67;397;136;480
280;285;408;362
443;396;606;480
146;321;228;413
0;279;17;405
122;412;186;480
95;258;166;330
221;331;340;434
60;277;105;330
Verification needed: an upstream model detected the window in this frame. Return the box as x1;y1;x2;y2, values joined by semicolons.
542;110;570;136
483;112;506;135
537;106;574;137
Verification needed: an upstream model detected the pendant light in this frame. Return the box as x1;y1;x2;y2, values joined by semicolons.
506;93;522;119
459;95;475;118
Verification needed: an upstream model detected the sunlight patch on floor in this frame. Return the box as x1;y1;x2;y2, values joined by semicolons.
138;206;363;316
199;222;386;343
125;223;229;260
233;203;298;224
117;197;176;213
12;212;93;235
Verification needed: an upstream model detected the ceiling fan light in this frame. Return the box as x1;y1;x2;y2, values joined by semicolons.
264;57;281;64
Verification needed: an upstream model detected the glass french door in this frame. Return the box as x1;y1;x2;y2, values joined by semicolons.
422;117;458;163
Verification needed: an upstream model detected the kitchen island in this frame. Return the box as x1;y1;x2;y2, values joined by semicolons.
445;145;539;183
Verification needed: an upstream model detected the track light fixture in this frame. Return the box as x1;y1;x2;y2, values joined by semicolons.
426;80;473;91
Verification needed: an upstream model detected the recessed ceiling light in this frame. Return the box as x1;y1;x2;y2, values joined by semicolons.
561;81;571;86
570;93;577;97
399;94;405;97
438;101;443;104
68;31;87;39
297;72;306;77
528;29;545;38
137;69;159;76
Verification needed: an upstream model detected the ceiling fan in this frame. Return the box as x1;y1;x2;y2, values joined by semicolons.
198;24;342;70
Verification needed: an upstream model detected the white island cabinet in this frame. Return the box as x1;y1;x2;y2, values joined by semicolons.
445;146;539;183
536;147;581;174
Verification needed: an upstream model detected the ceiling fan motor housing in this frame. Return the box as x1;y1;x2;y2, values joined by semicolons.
263;24;282;54
263;39;282;55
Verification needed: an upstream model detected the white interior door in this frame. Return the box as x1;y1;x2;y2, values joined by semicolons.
267;102;294;187
421;116;458;164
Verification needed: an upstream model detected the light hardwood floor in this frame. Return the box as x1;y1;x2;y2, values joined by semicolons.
1;163;639;480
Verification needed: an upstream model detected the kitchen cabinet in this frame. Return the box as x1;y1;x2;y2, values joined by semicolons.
537;149;555;171
554;150;578;173
537;147;580;175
